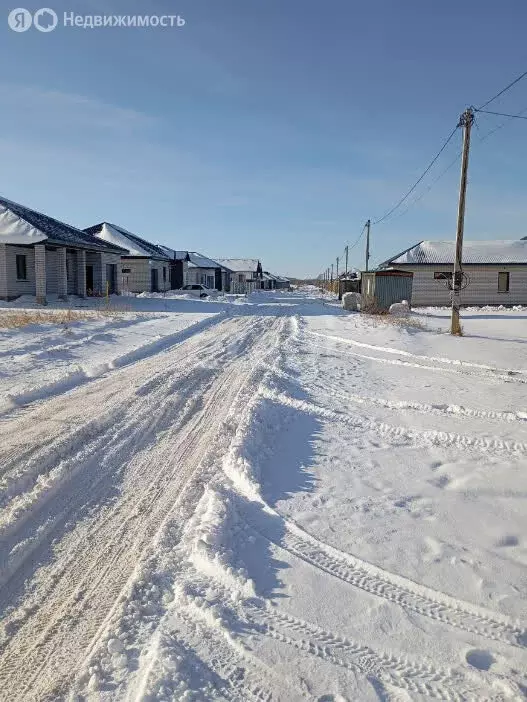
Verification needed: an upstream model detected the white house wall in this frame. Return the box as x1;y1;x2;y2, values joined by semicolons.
3;244;36;298
86;251;123;296
402;265;527;306
187;267;216;289
121;258;170;294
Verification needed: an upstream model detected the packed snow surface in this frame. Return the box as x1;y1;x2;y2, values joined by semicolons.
0;288;526;701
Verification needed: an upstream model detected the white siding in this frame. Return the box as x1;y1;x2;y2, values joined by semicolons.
401;265;527;306
0;244;7;299
187;267;216;289
120;258;170;293
0;245;122;300
4;245;36;298
67;250;77;294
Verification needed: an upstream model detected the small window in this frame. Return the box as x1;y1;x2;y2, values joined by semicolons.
498;272;510;293
122;267;132;274
434;271;453;280
16;254;27;280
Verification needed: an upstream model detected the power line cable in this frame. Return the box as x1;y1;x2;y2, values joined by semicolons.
391;150;462;220
348;223;367;250
372;126;459;225
475;108;527;120
477;105;527;142
477;69;527;110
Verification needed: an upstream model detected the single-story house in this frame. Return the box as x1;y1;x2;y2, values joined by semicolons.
84;222;171;294
0;196;126;303
261;272;278;290
261;272;291;290
216;258;263;294
380;240;527;306
273;274;291;290
159;249;232;291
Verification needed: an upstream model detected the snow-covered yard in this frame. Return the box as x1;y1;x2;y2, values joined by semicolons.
0;290;525;701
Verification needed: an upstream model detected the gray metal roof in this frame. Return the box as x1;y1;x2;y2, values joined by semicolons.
384;240;527;266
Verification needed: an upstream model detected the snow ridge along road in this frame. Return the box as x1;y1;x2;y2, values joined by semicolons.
0;314;285;701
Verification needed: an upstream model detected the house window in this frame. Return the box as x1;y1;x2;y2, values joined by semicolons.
498;272;510;293
434;271;453;280
16;254;27;280
122;267;132;273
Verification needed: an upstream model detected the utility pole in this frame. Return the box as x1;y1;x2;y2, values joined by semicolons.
365;219;371;272
330;263;334;293
344;245;349;276
336;256;340;299
451;107;474;336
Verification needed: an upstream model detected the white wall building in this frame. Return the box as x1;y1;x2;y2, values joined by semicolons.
381;240;527;306
216;258;263;294
85;222;171;294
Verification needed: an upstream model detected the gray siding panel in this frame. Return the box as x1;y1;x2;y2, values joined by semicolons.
5;245;36;298
121;258;170;293
398;265;527;306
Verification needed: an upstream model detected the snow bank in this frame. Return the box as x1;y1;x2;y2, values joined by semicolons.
389;300;410;316
342;292;361;311
184;486;256;598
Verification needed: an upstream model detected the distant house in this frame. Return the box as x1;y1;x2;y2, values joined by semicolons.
159;249;232;291
216;259;263;294
381;240;527;306
261;271;291;290
261;272;277;290
84;222;171;294
273;274;291;290
0;196;125;303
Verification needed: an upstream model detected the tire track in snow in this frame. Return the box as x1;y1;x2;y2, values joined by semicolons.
260;361;527;425
162;606;304;702
259;387;527;458
307;330;527;380
0;312;225;417
240;502;526;650
186;578;506;702
308;337;527;387
0;317;284;702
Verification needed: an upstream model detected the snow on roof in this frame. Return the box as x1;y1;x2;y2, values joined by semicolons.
84;222;170;259
187;252;223;269
385;240;527;266
216;258;260;273
161;249;226;269
0;203;47;245
0;196;123;251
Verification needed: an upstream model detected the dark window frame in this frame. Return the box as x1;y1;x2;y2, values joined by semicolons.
498;271;510;293
16;254;27;281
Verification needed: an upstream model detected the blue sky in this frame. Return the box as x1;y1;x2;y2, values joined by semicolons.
1;0;527;277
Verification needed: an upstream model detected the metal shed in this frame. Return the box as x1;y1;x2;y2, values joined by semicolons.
338;276;361;300
361;268;414;312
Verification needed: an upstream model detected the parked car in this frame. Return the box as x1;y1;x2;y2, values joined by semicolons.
176;284;218;298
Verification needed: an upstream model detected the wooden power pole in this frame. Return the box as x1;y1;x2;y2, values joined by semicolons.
344;245;349;276
365;219;371;272
451;107;474;336
330;263;334;293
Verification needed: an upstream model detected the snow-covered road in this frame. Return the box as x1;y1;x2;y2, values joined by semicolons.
0;291;526;701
